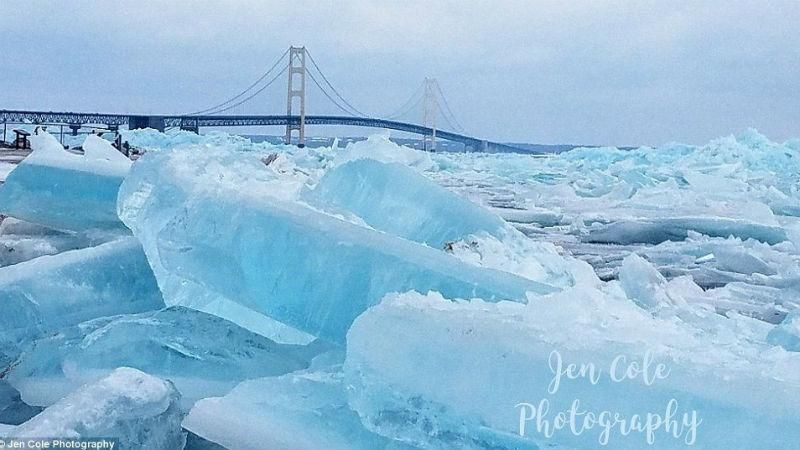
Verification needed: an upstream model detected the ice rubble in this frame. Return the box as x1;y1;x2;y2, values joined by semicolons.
10;368;185;450
0;132;130;232
2;127;799;448
427;129;800;251
0;237;163;367
118;146;553;343
344;290;800;450
185;368;418;450
5;307;326;407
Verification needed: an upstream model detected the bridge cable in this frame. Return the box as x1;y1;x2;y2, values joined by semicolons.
202;65;289;115
433;80;466;133
305;69;365;117
305;50;371;117
186;48;289;115
384;81;426;120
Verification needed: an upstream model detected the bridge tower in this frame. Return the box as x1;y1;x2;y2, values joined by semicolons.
422;77;437;152
285;46;307;147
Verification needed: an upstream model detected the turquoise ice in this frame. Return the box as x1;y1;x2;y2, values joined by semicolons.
185;368;420;450
344;291;800;450
304;158;507;248
0;237;164;368
118;147;554;343
0;132;130;232
10;368;185;450
6;307;327;407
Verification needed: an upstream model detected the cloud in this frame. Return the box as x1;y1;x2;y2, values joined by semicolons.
2;0;797;144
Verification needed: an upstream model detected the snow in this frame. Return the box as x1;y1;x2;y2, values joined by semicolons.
0;132;130;232
5;306;327;407
10;368;185;450
0;237;164;368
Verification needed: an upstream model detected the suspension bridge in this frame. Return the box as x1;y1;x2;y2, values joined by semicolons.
1;46;524;153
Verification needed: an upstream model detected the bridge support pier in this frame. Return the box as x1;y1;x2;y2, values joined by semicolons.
69;124;81;136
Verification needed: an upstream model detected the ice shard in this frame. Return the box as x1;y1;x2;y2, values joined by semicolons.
344;291;800;450
185;368;419;450
0;237;163;367
768;311;800;351
6;307;327;407
303;158;506;248
10;368;185;450
0;132;130;232
118;148;553;343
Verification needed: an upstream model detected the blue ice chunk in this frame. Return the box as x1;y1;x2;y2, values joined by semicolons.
345;291;800;450
0;237;164;368
119;148;553;344
115;146;319;344
584;218;787;245
304;159;506;248
184;368;420;450
768;311;800;351
0;133;130;232
6;307;327;407
157;196;548;343
10;368;185;450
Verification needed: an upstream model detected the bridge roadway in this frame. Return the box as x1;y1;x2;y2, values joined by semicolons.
0;110;524;153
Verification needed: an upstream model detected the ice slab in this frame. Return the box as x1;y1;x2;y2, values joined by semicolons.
303;158;506;248
344;291;800;450
583;217;787;245
333;134;435;171
184;368;418;450
10;368;185;450
116;145;314;345
0;217;119;268
119;148;553;343
618;254;672;311
0;133;130;232
0;237;164;368
768;311;800;351
493;207;564;227
6;306;326;407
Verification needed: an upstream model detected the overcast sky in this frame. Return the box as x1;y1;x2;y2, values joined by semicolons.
2;1;798;146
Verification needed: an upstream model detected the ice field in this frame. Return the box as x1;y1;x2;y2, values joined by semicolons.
0;128;798;449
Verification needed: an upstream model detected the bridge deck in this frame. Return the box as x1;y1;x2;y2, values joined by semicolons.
1;110;526;153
